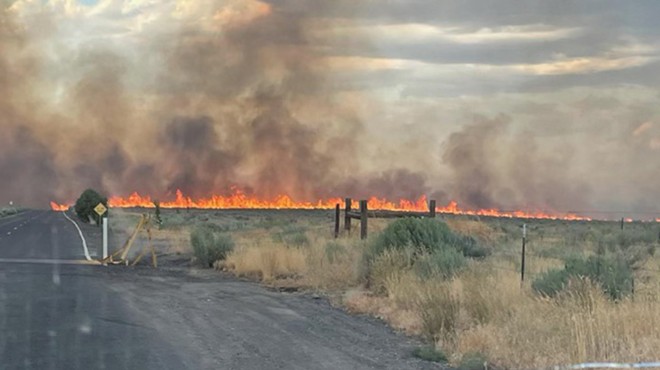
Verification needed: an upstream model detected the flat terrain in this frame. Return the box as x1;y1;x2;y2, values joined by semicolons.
0;210;438;369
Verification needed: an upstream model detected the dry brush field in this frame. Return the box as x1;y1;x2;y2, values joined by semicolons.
109;208;660;369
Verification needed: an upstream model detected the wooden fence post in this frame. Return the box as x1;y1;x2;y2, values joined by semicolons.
334;204;340;239
360;200;369;240
360;200;368;240
344;198;352;233
429;200;436;218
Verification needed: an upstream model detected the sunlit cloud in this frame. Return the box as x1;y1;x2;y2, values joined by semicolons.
321;22;580;44
515;55;656;75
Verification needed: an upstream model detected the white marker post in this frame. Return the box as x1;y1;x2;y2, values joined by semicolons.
93;202;109;264
103;217;108;262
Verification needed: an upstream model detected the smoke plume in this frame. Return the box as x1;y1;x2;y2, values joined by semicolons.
1;1;659;218
1;1;367;206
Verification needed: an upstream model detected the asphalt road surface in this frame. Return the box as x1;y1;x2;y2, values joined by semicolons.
0;210;440;370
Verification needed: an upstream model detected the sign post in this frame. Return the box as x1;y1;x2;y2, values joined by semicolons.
102;217;108;261
94;203;108;262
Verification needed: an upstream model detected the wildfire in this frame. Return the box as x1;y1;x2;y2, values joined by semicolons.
50;189;597;221
50;201;70;212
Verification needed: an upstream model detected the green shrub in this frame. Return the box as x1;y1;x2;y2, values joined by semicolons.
459;352;488;370
457;235;491;258
412;346;447;363
532;255;633;300
190;225;234;268
371;218;453;256
366;218;486;284
0;208;18;217
74;189;107;224
531;269;570;297
369;218;489;259
415;248;466;279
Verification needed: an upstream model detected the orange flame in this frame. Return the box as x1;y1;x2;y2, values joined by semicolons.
50;189;594;221
50;202;70;211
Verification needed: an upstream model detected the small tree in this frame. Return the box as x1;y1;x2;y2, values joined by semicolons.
74;189;108;225
153;200;163;226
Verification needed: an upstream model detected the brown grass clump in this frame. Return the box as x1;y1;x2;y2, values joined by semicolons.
368;249;413;294
303;239;365;290
343;288;423;335
225;242;306;281
415;281;461;343
225;231;366;289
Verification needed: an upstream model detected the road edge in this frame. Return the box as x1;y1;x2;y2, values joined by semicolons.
61;211;92;261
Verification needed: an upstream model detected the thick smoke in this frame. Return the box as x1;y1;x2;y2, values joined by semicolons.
0;1;369;206
0;6;58;205
442;115;592;211
1;1;659;218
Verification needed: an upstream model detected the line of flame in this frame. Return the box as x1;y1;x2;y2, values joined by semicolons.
48;189;602;221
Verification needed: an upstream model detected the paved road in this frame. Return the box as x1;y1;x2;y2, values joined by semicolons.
0;211;439;370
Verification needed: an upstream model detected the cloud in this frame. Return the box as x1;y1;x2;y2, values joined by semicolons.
346;23;581;45
515;55;657;75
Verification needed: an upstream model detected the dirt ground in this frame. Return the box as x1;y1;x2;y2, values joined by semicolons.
90;209;444;369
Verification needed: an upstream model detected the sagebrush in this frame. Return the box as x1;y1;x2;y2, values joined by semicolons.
191;225;234;267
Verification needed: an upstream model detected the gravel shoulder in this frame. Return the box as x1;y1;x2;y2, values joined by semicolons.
99;266;442;370
70;216;444;370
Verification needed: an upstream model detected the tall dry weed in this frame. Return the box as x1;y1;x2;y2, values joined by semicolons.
226;243;306;281
304;239;365;290
368;249;414;295
415;281;461;343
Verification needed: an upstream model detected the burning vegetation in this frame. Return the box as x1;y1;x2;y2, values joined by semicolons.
50;189;592;221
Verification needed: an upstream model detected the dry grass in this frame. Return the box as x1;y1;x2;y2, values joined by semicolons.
453;272;660;368
119;208;660;369
446;218;499;244
225;242;307;281
225;228;365;288
344;260;660;368
221;215;660;368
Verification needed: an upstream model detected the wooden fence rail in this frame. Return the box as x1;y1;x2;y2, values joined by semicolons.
335;198;437;240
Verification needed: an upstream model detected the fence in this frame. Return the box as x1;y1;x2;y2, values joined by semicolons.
332;204;660;291
334;198;438;240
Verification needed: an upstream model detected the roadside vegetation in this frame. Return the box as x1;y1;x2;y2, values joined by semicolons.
191;225;234;267
74;188;108;225
109;208;660;369
0;207;20;218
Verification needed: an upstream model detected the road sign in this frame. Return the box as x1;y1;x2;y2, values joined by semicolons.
94;203;108;216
